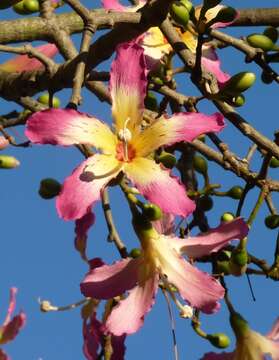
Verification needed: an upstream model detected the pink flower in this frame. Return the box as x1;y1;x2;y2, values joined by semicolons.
81;218;248;335
0;44;58;72
0;288;26;359
26;42;225;221
201;317;279;360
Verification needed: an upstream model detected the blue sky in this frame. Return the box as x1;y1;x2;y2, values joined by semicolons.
0;1;278;359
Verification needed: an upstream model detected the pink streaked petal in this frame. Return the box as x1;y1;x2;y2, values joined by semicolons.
124;157;195;217
105;273;159;335
153;213;175;236
110;42;147;134
0;44;58;72
267;318;279;341
200;352;234;360
133;112;225;157
25;108;117;154
83;313;102;360
3;288;17;326
201;48;230;86
81;258;140;299
157;238;224;313
0;311;26;345
74;211;95;261
195;5;239;29
176;218;249;258
0;349;9;360
102;0;126;10
57;154;121;220
0;137;9;150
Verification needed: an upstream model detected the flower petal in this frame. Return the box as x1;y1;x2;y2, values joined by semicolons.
111;335;126;360
105;273;159;335
57;154;121;220
3;288;17;326
0;312;26;345
75;211;95;261
153;213;175;235
201;48;230;86
26;108;117;154
83;313;102;360
157;237;224;313
81;258;140;299
110;42;147;134
0;44;58;72
102;0;126;10
176;218;249;258
0;349;9;360
133;112;225;157
124;157;195;217
267;318;279;341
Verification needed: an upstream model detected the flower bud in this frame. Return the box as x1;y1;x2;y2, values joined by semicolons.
13;0;29;14
213;7;237;23
157;151;177;169
229;247;248;276
221;72;256;96
38;93;60;108
132;213;155;241
199;196;213;212
0;155;20;169
23;0;39;12
129;248;142;258
264;214;279;229
193;155;208;175
221;212;235;222
180;0;193;13
227;186;243;200
207;333;230;349
228;94;245;107
261;71;273;84
170;0;190;28
263;26;278;43
270;156;279;168
247;34;274;52
230;312;249;338
39;178;61;199
216;260;230;275
142;203;163;221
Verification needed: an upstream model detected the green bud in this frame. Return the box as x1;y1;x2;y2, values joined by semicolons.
216;260;230;275
129;248;142;258
220;72;256;96
229;94;245;107
193;155;208;175
227;186;243;200
142;203;163;221
207;333;230;349
199;196;213;212
229;247;248;276
132;213;155;241
170;0;190;28
221;212;235;222
270;156;279;168
180;0;193;14
261;71;273;84
23;0;39;12
39;178;61;199
38;93;60;108
264;214;279;229
263;26;278;43
152;77;164;86
0;155;20;169
13;0;29;14
214;7;237;23
230;312;249;338
247;34;274;52
144;91;158;112
157;151;177;169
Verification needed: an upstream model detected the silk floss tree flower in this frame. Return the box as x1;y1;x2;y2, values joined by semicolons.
81;217;249;335
201;313;279;360
26;42;225;221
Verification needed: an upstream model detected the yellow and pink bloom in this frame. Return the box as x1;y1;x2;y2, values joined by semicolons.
81;218;248;336
26;42;224;221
